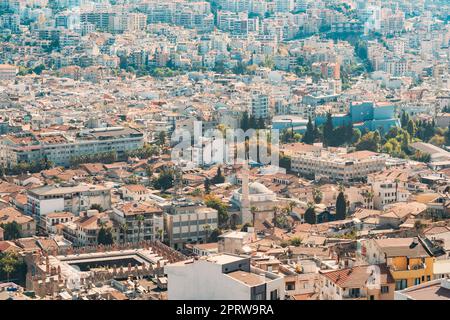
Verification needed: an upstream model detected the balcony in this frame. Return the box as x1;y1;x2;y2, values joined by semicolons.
391;263;426;272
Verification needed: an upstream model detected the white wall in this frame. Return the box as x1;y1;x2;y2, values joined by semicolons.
165;260;250;300
40;198;65;216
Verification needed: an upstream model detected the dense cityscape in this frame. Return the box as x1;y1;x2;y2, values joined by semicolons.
0;0;450;301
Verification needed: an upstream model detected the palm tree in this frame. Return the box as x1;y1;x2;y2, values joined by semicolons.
120;223;128;245
313;188;323;204
362;189;374;209
136;214;145;243
394;178;400;202
288;201;296;213
250;206;258;227
272;206;279;228
156;228;163;242
203;224;211;243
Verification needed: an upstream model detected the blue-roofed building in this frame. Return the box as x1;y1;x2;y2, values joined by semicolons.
315;113;352;127
350;101;374;122
315;101;399;133
272;115;308;133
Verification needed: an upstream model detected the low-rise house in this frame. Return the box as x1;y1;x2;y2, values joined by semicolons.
379;202;427;228
44;212;75;234
120;184;149;201
0;207;36;238
319;264;395;300
423;225;450;256
62;210;112;246
185;242;219;256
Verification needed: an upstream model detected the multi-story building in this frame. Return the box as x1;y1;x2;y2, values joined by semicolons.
250;90;270;119
111;201;164;243
43;212;75;234
359;237;436;291
0;64;18;80
0;127;144;168
370;180;411;210
62;210;111;246
164;253;285;300
163;200;218;249
291;150;386;182
26;183;112;221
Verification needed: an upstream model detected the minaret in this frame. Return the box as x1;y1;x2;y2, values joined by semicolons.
240;161;251;224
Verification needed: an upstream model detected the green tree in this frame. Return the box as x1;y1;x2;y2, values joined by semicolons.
279;154;291;171
1;222;21;240
208;228;222;242
211;166;225;184
90;204;104;212
97;227;114;245
313;188;323;204
204;194;229;227
302;116;316;144
136;214;145;242
335;191;347;220
152;169;175;191
355;131;381;152
0;252;21;282
304;204;316;224
204;178;211;194
290;237;302;247
156;131;167;146
352;128;361;144
446;124;450;145
407;119;416;138
323;112;334;147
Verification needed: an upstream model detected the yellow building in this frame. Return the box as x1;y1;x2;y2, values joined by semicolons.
361;237;435;290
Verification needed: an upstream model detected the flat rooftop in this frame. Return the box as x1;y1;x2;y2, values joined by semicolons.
399;280;450;300
226;271;265;287
29;183;110;196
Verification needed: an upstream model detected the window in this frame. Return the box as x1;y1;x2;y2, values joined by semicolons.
381;286;389;294
270;290;278;300
254;293;264;300
286;283;295;291
395;279;407;290
427;275;431;282
414;278;420;286
349;288;360;298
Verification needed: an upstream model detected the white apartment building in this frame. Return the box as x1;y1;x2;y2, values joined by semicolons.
250;90;270;119
163;201;218;249
385;57;408;77
26;183;112;219
0;127;144;168
291;150;386;183
111;201;164;243
275;0;294;13
370;180;410;210
218;230;256;255
164;253;285;300
0;64;18;80
44;211;75;234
